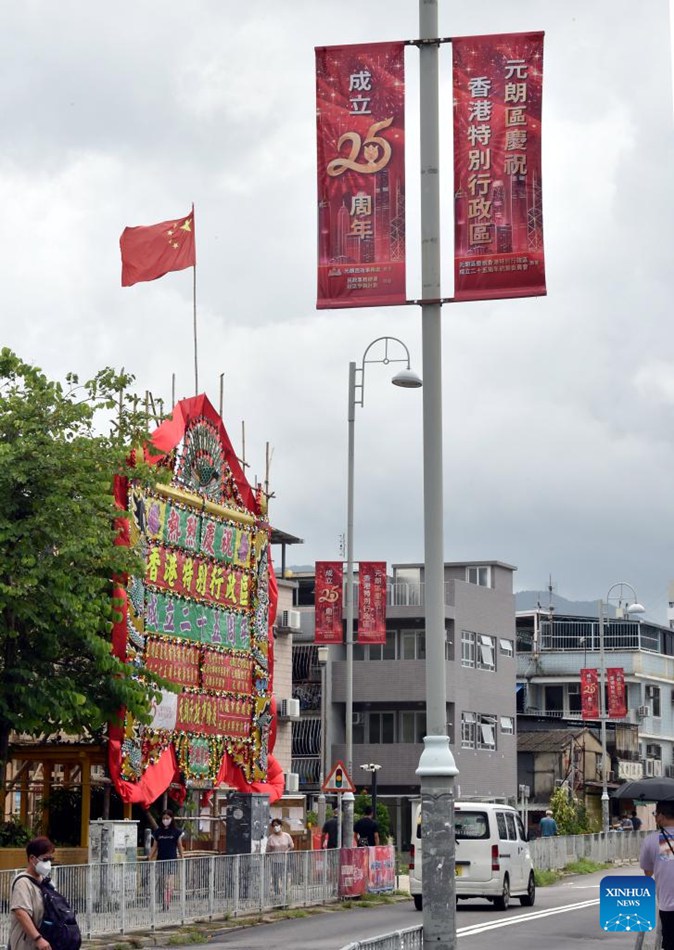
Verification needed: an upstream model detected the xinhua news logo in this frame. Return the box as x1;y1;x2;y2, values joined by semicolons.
599;875;656;933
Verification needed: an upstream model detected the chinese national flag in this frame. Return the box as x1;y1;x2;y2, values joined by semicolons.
120;210;195;286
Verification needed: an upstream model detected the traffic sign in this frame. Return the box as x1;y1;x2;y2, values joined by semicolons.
322;760;355;793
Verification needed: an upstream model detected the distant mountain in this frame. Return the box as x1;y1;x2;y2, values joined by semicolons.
515;590;602;617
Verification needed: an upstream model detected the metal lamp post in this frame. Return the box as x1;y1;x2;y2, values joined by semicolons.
317;645;330;831
598;582;645;834
360;762;381;815
344;336;421;847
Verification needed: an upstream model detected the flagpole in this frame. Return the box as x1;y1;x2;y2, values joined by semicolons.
193;261;199;395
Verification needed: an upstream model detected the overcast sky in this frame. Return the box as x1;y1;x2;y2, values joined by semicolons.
3;1;674;623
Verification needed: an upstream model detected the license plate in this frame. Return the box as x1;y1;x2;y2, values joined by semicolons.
455;866;463;877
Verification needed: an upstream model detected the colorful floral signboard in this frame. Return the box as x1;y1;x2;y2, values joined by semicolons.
108;395;283;806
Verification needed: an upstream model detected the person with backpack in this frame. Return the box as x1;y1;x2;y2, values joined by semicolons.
9;837;55;950
353;805;380;847
9;836;80;950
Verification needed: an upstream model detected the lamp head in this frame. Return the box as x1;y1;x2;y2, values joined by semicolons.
391;368;422;389
626;602;645;615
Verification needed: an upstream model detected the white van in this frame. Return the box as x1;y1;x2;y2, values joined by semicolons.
409;801;535;911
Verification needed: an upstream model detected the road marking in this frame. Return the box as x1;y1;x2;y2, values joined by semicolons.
458;898;599;936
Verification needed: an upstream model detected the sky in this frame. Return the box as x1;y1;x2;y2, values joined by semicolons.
3;0;674;623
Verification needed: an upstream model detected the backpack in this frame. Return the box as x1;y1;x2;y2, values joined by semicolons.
13;875;81;950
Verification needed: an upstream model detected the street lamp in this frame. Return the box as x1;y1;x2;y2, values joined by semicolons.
344;336;422;847
598;582;645;834
360;763;381;816
317;645;330;832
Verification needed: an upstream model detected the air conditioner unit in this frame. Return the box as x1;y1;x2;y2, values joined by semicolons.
285;772;300;793
279;609;301;631
278;698;301;720
637;705;650;718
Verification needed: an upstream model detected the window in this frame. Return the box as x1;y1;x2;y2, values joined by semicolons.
401;711;426;743
478;635;495;671
461;630;476;668
401;630;426;660
366;630;396;661
461;712;476;748
505;812;517;840
499;638;513;657
568;682;581;715
445;629;454;662
368;712;395;744
649;686;661;718
477;716;496;750
393;567;422;606
466;565;491;587
462;712;497;750
500;716;514;735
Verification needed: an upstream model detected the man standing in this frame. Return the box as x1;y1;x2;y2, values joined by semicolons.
539;809;558;837
321;814;339;849
354;805;380;846
640;800;674;949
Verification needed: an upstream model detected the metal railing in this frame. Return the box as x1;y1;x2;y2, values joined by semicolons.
0;850;341;943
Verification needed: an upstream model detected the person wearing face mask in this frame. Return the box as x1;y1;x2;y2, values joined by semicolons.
9;837;55;950
266;820;294;897
149;810;185;910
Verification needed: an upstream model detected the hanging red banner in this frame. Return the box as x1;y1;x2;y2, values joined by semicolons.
357;561;387;644
580;668;600;719
315;561;344;643
607;668;627;719
453;31;546;302
316;42;406;309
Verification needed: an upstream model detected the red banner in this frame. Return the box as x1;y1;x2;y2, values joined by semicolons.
358;561;387;644
316;42;406;309
580;668;600;719
453;32;546;302
368;845;396;893
339;848;368;897
315;561;344;643
607;668;627;719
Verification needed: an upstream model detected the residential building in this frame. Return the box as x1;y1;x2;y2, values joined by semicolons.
290;560;518;849
516;606;674;823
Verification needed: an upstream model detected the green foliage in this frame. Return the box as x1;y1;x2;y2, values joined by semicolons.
355;789;391;842
0;350;170;800
549;786;593;835
565;857;609;874
0;815;33;846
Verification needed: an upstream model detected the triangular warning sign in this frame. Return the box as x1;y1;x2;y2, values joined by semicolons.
322;760;355;793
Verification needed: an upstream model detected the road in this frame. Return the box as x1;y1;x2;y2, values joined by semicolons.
173;865;648;950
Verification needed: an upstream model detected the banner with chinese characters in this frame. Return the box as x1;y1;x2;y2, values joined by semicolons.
315;561;344;643
108;394;285;807
453;31;546;301
357;561;387;644
316;42;406;309
607;668;627;719
580;668;600;719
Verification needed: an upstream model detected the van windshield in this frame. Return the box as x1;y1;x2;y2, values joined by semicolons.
455;811;489;839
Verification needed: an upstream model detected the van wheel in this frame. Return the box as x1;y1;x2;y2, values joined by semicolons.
493;875;510;911
520;872;536;907
413;894;423;911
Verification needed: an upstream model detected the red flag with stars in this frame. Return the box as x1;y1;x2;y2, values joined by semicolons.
120;209;196;286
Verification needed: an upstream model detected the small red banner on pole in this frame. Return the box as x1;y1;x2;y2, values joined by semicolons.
315;561;344;643
580;668;600;719
453;31;546;302
316;42;406;309
607;668;627;719
357;561;387;644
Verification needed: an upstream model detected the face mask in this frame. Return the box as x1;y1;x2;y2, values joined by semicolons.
272;825;281;833
35;859;51;877
162;819;171;827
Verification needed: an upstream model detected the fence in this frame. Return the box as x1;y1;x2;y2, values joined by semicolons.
0;849;342;944
341;928;423;950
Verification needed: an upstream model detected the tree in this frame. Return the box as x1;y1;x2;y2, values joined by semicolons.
355;789;391;842
549;784;594;835
0;349;167;810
